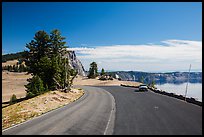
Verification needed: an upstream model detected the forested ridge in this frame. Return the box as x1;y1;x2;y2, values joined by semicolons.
2;51;27;62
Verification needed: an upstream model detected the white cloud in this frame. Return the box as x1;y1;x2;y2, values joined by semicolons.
67;40;202;72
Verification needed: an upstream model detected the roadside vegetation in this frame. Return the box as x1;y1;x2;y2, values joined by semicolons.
2;89;84;130
87;62;98;78
2;29;85;129
2;64;27;72
2;28;85;128
23;29;77;99
99;68;114;81
87;63;114;81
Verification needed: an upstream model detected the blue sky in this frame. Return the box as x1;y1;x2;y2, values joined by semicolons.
2;2;202;72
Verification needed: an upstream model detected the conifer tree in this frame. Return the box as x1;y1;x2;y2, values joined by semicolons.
24;29;71;95
25;75;45;98
88;62;98;78
101;68;105;76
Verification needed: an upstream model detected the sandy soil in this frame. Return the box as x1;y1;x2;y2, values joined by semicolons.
73;75;141;87
2;89;84;129
2;60;18;67
2;71;32;102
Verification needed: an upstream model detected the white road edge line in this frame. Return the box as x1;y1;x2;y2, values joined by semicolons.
103;90;116;135
2;90;88;133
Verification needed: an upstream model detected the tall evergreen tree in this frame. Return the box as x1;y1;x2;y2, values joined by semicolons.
88;62;98;78
50;29;67;56
8;65;12;71
25;30;50;75
101;68;105;76
140;76;144;83
24;29;71;95
25;75;45;98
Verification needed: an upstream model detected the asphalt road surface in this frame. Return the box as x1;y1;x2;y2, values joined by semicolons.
98;86;202;135
2;86;115;135
2;85;202;135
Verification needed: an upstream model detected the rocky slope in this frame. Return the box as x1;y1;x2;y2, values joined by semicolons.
66;51;86;76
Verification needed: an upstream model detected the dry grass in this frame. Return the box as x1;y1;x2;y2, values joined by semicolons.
2;60;30;102
2;60;18;67
2;71;31;102
2;88;84;130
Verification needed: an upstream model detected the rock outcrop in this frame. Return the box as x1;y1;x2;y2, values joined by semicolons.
66;51;85;76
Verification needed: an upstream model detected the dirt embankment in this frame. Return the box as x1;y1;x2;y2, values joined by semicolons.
2;89;84;129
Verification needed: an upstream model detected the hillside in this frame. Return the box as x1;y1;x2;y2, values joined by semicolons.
2;51;26;62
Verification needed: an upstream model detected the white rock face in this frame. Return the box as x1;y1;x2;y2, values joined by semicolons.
66;51;86;76
115;74;119;79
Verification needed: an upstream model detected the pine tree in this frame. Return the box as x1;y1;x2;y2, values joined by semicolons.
8;65;12;71
88;62;98;78
25;75;45;98
101;68;105;76
12;65;19;72
140;76;144;83
24;29;71;93
151;79;156;88
50;29;67;57
25;30;50;75
19;64;23;72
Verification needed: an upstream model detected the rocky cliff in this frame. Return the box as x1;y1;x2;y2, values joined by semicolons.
66;51;86;76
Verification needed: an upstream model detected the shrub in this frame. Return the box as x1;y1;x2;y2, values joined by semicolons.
99;76;107;80
108;77;113;80
26;92;35;99
9;94;17;105
25;75;45;98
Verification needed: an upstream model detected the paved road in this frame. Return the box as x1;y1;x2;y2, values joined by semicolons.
2;86;115;135
3;85;202;135
98;86;202;135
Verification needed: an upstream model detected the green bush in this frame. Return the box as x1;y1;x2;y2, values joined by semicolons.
9;94;17;105
25;75;45;98
108;77;113;80
26;92;35;99
99;76;107;80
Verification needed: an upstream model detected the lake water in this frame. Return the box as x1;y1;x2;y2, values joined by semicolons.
155;83;202;102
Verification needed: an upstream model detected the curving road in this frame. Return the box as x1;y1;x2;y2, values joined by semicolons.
2;86;115;135
2;85;202;135
98;86;202;135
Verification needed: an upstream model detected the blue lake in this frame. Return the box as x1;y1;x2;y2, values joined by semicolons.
155;82;202;102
